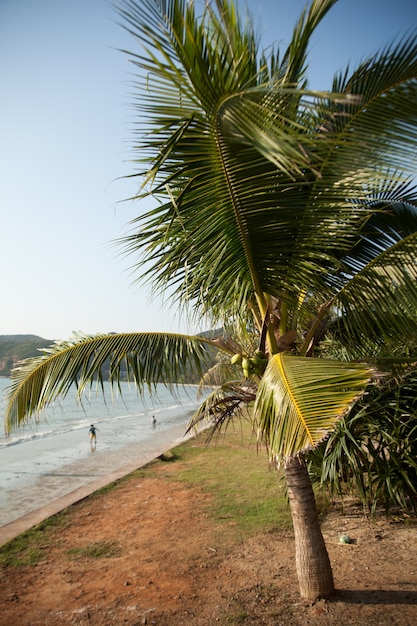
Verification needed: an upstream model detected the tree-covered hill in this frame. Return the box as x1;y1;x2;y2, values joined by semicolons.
0;335;54;377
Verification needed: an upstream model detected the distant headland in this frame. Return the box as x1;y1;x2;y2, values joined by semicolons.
0;335;54;377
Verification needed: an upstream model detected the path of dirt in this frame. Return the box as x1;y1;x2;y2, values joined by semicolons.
1;458;417;625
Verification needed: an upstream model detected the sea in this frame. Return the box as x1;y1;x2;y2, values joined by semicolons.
0;377;208;528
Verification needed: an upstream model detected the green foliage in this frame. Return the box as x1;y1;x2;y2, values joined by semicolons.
308;369;417;515
255;354;374;458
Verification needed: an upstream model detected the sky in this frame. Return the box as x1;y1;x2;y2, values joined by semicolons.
1;0;416;341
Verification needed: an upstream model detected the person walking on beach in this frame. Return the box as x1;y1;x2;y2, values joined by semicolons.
151;415;157;430
89;424;98;450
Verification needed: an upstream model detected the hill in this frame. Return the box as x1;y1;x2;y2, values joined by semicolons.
0;335;54;377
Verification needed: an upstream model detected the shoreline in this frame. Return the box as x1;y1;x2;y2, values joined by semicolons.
0;422;197;546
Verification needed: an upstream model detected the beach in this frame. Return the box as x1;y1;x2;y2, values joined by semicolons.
0;379;205;542
0;422;196;545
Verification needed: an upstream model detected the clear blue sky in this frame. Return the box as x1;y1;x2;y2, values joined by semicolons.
1;0;416;340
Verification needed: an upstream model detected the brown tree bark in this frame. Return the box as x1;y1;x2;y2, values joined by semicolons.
285;455;334;601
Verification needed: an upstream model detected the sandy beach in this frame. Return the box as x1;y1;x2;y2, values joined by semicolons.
0;420;196;545
0;378;206;543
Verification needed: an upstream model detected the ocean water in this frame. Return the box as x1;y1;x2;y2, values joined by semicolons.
0;378;204;450
0;377;208;527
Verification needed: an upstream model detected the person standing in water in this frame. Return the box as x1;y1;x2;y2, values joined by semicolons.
151;415;157;430
89;424;98;450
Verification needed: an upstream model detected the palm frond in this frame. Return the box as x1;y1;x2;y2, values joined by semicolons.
280;0;337;86
5;332;217;432
187;380;257;442
327;31;417;177
333;231;417;349
254;353;374;461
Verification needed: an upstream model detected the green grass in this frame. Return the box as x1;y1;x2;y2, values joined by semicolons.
0;512;70;567
160;424;292;541
66;541;121;560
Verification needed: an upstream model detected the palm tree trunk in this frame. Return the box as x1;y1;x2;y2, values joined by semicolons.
285;455;334;601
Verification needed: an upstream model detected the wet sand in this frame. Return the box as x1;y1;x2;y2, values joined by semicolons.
0;423;194;545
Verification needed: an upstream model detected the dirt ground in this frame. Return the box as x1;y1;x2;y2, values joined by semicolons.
1;457;417;626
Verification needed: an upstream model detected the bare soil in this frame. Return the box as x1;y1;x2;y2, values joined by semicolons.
1;458;417;625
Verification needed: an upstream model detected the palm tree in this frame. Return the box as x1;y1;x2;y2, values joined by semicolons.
5;0;417;601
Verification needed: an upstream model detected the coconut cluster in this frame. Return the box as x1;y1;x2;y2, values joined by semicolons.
230;351;268;378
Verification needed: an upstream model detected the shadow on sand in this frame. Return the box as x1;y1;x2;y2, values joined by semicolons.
333;588;417;605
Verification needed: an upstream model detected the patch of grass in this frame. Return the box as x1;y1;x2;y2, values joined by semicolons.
221;605;248;624
0;545;43;568
165;423;292;541
67;540;121;560
0;511;70;568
